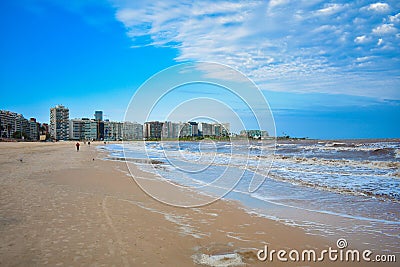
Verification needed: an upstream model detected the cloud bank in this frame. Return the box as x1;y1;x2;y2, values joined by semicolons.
113;0;400;99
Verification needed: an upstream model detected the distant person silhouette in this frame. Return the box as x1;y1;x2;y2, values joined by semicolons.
88;141;91;146
76;142;80;151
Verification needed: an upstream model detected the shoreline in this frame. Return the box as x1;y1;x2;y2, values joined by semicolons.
0;142;397;266
103;140;400;256
2;136;399;144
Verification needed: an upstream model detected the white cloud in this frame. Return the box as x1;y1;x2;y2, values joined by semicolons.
194;62;251;83
377;38;384;45
269;0;290;8
113;0;400;100
356;56;374;62
389;13;400;23
367;2;390;13
372;23;397;35
312;25;337;33
315;3;347;16
354;35;370;44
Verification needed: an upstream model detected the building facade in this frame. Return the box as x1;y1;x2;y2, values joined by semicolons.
178;122;191;137
3;105;234;142
0;110;19;138
161;121;181;139
221;123;230;136
94;110;103;121
83;119;98;141
123;122;143;140
188;121;199;136
103;121;123;141
29;118;40;141
0;110;32;140
50;105;69;141
144;121;163;139
199;122;213;136
69;119;85;140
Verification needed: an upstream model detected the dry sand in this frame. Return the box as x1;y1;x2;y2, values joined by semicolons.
0;142;395;266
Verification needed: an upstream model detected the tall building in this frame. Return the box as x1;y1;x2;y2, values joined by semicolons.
0;110;19;138
104;120;112;140
0;110;30;139
221;123;230;136
40;123;49;137
97;121;104;140
50;105;69;141
111;121;123;140
133;122;143;140
212;124;221;136
103;121;123;141
29;118;40;141
161;121;180;139
179;122;191;137
94;110;103;121
161;121;171;138
188;121;199;136
144;121;163;139
69;119;85;140
199;122;213;136
123;122;143;140
83;119;98;141
171;122;180;138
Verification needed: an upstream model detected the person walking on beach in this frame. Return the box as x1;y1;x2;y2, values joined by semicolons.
76;142;80;151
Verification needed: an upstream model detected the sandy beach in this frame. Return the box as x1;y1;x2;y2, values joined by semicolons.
0;142;396;266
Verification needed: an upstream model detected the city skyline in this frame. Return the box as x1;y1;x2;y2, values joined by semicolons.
1;1;399;139
1;106;235;141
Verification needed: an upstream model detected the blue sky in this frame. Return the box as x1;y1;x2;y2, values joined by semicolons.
0;0;399;139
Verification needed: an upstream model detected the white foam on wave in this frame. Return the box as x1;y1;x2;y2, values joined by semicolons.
250;192;400;225
395;149;400;159
107;142;400;201
105;142;400;253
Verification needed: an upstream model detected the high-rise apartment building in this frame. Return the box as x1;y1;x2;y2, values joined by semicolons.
188;121;199;136
104;120;112;140
199;122;213;136
161;121;180;139
94;110;103;121
0;110;28;139
69;119;85;140
179;122;191;137
221;123;230;136
104;121;122;141
29;118;40;141
212;124;221;136
144;121;163;139
122;122;143;140
83;119;98;141
50;105;69;141
0;110;18;138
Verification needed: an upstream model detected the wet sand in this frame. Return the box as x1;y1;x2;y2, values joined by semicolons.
0;142;396;266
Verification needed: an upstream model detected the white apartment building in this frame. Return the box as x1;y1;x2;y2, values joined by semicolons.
123;121;143;140
50;105;69;141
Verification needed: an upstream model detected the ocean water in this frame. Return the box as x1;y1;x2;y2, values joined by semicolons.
101;139;400;253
